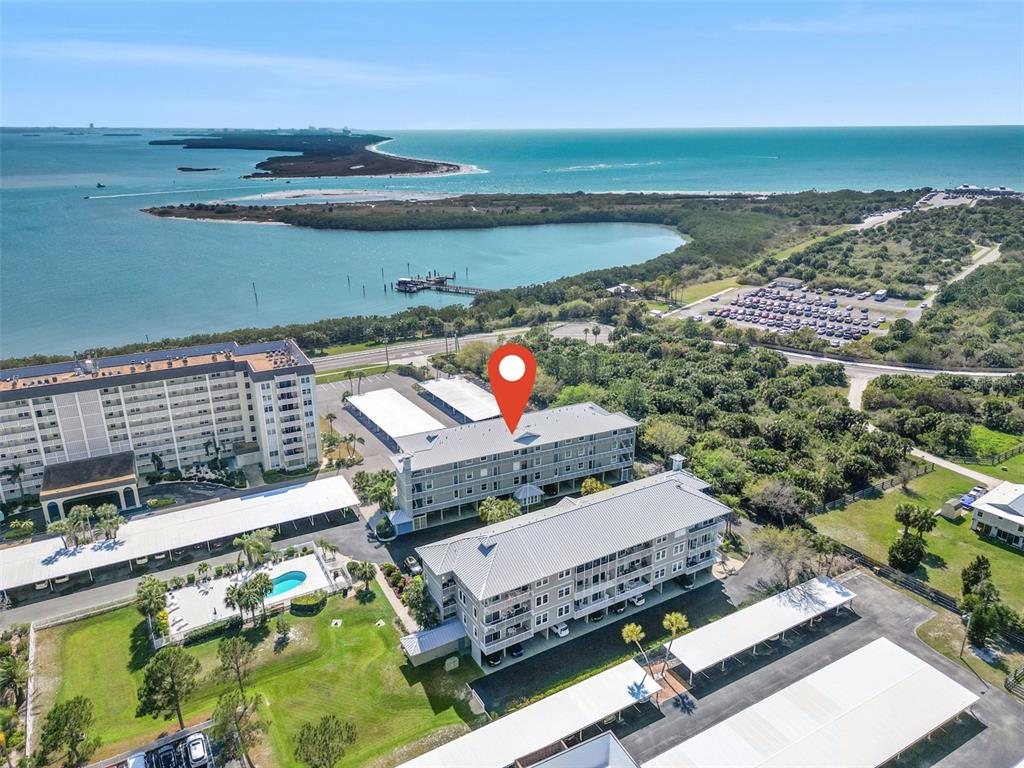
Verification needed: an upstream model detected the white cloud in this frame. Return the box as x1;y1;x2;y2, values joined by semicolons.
4;40;452;87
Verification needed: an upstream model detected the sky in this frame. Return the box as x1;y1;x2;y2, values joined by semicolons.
1;1;1022;129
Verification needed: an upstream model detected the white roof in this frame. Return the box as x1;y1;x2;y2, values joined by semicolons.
0;476;357;591
398;659;659;768
420;378;501;421
347;388;444;439
534;734;639;768
973;481;1024;526
399;619;466;657
665;576;855;673
644;638;978;768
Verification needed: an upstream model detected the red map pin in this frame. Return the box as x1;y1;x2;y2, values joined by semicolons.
488;343;537;433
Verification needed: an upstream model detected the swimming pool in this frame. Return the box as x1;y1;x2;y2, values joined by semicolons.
269;570;308;598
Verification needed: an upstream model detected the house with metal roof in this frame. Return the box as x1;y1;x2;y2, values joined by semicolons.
412;470;729;666
389;402;638;533
970;481;1024;550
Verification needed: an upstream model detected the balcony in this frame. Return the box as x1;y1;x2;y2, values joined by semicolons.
484;605;530;626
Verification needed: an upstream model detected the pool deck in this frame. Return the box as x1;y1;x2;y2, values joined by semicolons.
166;553;332;634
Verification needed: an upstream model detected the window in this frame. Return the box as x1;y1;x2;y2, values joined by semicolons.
656;535;668;544
654;567;666;579
535;578;549;588
558;569;572;580
673;543;685;555
671;561;684;574
557;604;571;618
655;549;667;562
557;585;571;599
535;612;549;627
535;594;548;607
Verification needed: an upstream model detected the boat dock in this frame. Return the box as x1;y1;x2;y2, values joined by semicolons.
395;273;490;296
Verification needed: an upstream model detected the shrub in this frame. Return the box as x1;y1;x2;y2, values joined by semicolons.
215;565;224;578
388;571;404;588
168;575;187;590
346;561;360;577
381;562;399;578
186;573;196;585
376;517;397;540
290;590;327;615
184;615;243;645
301;545;312;556
888;535;925;572
153;609;170;637
286;546;296;558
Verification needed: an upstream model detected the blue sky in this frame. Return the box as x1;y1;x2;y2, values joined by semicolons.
2;1;1021;128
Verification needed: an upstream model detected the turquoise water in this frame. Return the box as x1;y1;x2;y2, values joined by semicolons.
269;570;308;598
1;127;1021;357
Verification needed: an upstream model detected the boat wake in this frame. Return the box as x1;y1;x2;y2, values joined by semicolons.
84;185;255;200
546;161;663;173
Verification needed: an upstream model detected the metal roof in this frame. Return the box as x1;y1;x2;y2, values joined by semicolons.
533;734;640;768
420;377;501;421
0;476;357;591
399;619;467;657
347;388;445;439
644;638;979;768
973;481;1024;526
663;576;856;674
392;402;638;471
398;659;659;768
416;471;727;601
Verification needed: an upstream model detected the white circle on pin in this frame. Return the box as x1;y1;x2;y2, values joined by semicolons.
498;354;526;382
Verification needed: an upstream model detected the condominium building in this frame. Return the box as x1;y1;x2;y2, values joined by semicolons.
0;340;320;505
390;402;638;532
415;470;730;665
970;481;1024;550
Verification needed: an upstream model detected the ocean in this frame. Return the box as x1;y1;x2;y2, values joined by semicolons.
1;126;1021;358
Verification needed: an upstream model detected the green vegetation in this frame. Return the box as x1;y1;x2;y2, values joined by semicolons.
34;588;484;766
811;467;1023;609
315;365;388;385
679;276;740;304
863;373;1024;457
964;451;1024;484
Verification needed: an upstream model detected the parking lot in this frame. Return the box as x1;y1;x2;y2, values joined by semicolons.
102;728;217;768
682;282;913;347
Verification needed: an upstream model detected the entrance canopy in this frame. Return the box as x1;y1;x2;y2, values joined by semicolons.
0;476;357;592
398;659;659;768
664;576;855;677
644;638;978;768
39;451;140;522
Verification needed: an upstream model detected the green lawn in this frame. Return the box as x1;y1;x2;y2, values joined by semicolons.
968;424;1022;458
315;365;390;385
35;588;483;766
964;451;1024;484
680;277;740;304
811;467;1024;610
314;340;380;357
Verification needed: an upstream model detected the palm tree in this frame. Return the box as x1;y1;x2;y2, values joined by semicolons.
197;561;211;582
592;325;602;345
621;622;654;683
325;412;338;434
0;655;28;708
0;464;26;499
47;518;71;548
247;573;274;622
356;370;366;394
66;504;95;544
224;584;248;624
583;327;591;345
662;612;689;673
94;503;125;541
353;561;376;593
136;576;168;634
233;528;275;567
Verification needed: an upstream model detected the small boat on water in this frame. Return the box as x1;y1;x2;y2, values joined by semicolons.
95;182;106;188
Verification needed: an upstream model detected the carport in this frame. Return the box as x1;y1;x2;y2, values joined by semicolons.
345;388;444;450
663;576;855;684
397;659;660;768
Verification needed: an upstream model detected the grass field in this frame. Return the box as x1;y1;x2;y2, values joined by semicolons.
811;467;1024;609
680;277;740;304
315;364;390;385
964;451;1024;484
968;424;1022;458
314;340;380;357
757;225;851;266
34;588;483;766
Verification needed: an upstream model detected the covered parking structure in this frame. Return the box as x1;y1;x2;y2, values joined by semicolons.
345;388;444;450
398;659;660;768
0;476;357;598
664;576;855;684
419;378;500;423
643;637;979;768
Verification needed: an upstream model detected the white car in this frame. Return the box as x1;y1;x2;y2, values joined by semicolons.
628;595;646;607
553;622;570;638
185;733;210;767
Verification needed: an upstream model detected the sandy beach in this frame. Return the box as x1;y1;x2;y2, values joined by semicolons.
221;188;454;204
367;139;487;177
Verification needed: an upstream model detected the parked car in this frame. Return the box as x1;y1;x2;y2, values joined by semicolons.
509;643;525;658
588;611;605;623
628;595;646;607
185;734;210;768
612;602;627;614
484;652;503;667
403;556;422;575
156;745;178;768
126;754;147;768
553;622;570;638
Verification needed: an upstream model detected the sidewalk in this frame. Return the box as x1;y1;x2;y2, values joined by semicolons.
375;569;418;633
909;447;1002;488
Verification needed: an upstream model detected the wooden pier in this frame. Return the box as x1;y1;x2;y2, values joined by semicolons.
395;273;490;296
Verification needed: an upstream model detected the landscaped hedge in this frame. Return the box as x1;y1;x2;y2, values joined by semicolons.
184;615;243;645
290;589;328;616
